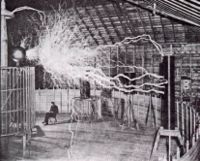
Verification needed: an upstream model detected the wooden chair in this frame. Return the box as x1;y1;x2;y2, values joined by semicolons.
49;113;57;124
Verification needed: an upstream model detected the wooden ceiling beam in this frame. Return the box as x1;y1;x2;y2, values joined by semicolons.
123;0;200;27
116;2;138;37
90;0;115;44
84;5;107;44
148;13;156;41
74;6;99;45
136;7;147;34
111;2;128;37
160;17;167;43
171;20;177;42
102;3;123;41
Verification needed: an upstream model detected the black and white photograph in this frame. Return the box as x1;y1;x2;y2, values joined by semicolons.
1;0;200;161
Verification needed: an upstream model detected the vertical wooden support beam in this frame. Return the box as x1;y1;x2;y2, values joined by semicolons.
5;69;8;134
181;102;184;139
136;94;139;120
67;87;70;113
22;70;24;131
176;147;180;159
193;109;195;138
29;68;31;132
198;114;200;137
193;109;196;140
141;46;145;85
186;104;189;141
171;20;176;42
9;69;11;133
18;69;21;133
27;68;30;134
1;0;8;66
148;13;156;41
155;96;158;127
160;17;167;43
109;47;111;79
0;70;2;136
23;134;26;157
176;101;180;129
60;89;62;113
167;48;171;161
190;107;193;142
186;140;189;152
11;69;13;133
117;46;119;75
26;68;28;132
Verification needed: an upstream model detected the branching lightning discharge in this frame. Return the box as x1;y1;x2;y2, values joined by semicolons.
25;8;167;95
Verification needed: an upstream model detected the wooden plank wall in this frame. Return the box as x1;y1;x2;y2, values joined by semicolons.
35;89;161;127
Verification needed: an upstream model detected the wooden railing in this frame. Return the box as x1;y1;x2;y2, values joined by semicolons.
149;100;200;161
175;101;200;155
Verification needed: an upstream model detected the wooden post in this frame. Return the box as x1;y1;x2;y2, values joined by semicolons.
176;101;179;129
193;109;196;141
137;94;139;120
181;102;185;140
194;111;197;140
176;147;180;159
168;48;171;161
1;0;11;66
155;96;158;127
188;105;190;141
198;114;200;137
186;140;189;152
192;134;195;146
190;107;193;142
60;89;62;113
142;46;144;85
23;134;26;157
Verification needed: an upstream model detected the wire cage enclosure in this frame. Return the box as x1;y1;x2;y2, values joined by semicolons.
0;67;35;137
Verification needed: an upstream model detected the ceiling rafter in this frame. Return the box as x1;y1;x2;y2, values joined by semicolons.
136;7;147;34
122;3;139;36
74;6;99;45
148;0;200;24
90;0;115;44
84;5;108;44
160;17;167;43
123;0;200;27
161;0;200;20
110;1;129;37
170;20;177;42
102;3;123;41
115;1;137;37
148;13;156;41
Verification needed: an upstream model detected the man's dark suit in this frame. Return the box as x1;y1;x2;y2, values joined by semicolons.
44;104;59;124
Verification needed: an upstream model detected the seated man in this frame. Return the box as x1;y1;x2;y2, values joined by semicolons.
43;102;59;125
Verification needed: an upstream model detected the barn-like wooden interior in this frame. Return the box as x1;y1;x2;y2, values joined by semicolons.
1;0;200;161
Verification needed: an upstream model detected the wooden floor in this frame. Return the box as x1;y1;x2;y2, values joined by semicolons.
1;113;158;161
178;139;200;161
2;113;200;161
